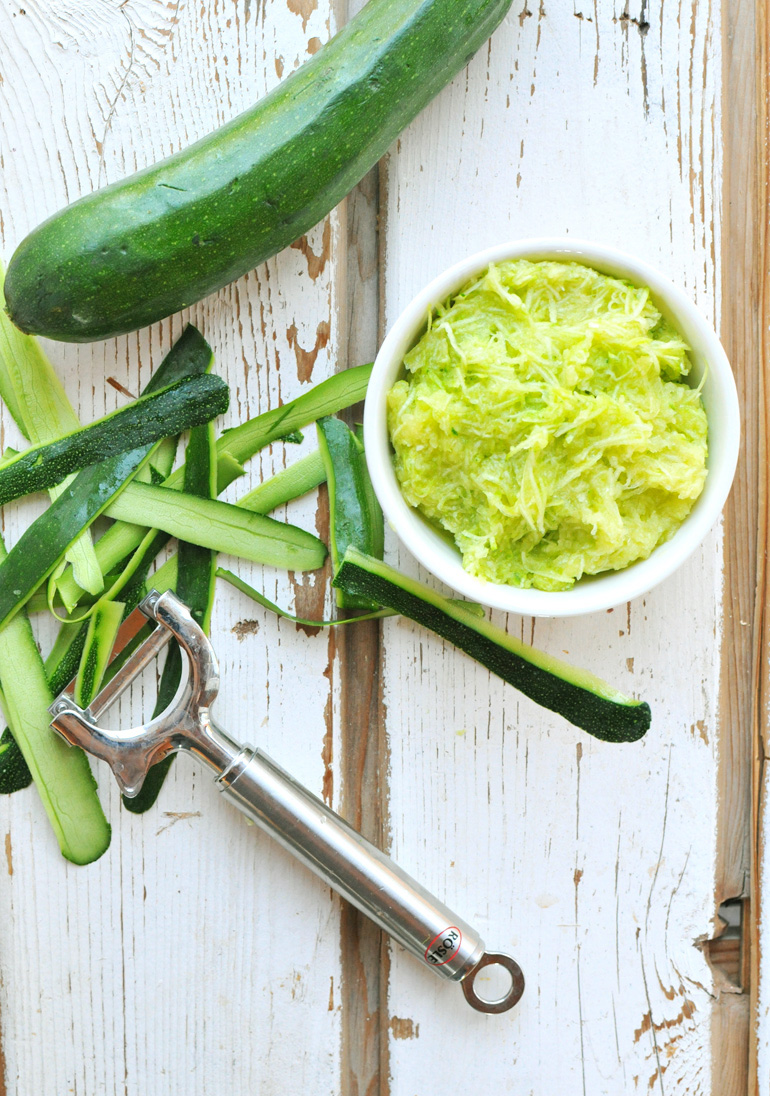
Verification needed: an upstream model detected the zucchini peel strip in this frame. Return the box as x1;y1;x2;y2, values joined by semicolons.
0;373;229;506
123;415;220;814
317;416;383;610
104;481;327;572
53;364;372;610
0;538;110;863
0;331;226;630
0;262;102;592
333;548;651;743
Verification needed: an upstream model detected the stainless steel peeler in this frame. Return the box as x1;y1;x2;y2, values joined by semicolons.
49;588;524;1014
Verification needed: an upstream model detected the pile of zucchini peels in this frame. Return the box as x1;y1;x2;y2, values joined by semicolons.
0;283;650;865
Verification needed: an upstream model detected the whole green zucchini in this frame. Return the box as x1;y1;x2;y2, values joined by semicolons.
5;0;513;342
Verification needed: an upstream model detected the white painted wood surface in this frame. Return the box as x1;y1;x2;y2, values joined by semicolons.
0;1;749;1094
380;2;731;1093
0;3;346;1094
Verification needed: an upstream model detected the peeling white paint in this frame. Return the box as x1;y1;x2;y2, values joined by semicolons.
381;1;723;1091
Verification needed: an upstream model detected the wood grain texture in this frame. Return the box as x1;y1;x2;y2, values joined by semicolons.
379;2;728;1092
719;0;759;916
716;0;761;1088
338;162;390;1096
0;2;346;1093
0;0;757;1093
750;0;770;1090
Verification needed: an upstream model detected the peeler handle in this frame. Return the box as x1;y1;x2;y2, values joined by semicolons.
50;588;522;1013
212;730;523;1013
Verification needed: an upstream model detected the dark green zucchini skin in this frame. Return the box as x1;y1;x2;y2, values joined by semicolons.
0;373;228;505
5;0;513;343
0;729;32;794
317;416;384;610
0;328;223;629
334;550;652;744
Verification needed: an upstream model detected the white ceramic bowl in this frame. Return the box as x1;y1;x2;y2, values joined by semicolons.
363;238;740;617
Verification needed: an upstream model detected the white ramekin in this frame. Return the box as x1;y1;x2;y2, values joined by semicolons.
363;238;740;617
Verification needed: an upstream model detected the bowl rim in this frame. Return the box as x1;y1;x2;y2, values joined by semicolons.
362;237;741;617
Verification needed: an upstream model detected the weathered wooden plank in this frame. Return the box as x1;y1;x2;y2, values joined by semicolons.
716;0;762;1087
338;164;390;1096
751;2;770;1090
379;1;726;1091
719;0;761;912
0;0;758;1092
0;2;346;1093
336;7;389;1090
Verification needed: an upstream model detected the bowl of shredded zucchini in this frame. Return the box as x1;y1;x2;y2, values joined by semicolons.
363;239;740;616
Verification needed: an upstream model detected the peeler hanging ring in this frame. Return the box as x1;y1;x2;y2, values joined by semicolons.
461;951;525;1014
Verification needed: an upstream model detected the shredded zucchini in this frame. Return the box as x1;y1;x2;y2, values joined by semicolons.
388;260;708;591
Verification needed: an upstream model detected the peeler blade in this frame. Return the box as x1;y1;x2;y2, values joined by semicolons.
49;590;221;798
52;593;174;720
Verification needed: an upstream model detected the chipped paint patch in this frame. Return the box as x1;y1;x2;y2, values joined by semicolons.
156;811;202;836
321;690;333;806
633;999;696;1044
287;0;317;33
390;1016;419;1040
291;219;332;281
690;719;709;746
286;320;331;382
232;618;260;641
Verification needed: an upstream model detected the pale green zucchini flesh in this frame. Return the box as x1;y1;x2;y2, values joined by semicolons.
0;539;111;863
104;481;327;573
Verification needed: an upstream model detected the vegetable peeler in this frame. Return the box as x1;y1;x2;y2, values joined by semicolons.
49;589;524;1014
